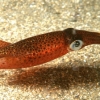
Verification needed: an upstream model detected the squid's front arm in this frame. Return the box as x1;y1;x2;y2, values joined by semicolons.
0;28;99;69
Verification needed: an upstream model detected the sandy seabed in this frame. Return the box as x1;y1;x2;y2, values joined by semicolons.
0;0;100;100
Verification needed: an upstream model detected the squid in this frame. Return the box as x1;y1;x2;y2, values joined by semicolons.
0;28;99;69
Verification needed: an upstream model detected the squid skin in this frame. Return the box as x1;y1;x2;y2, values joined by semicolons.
0;28;99;69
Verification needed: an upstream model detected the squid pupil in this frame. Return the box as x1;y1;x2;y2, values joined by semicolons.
75;41;80;47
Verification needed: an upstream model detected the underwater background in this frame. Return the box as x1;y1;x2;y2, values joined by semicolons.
0;0;100;100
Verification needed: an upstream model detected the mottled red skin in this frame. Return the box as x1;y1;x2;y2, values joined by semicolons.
75;30;100;46
0;40;11;48
0;28;99;69
0;31;68;69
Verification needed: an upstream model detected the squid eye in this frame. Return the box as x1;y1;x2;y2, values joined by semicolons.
69;40;84;50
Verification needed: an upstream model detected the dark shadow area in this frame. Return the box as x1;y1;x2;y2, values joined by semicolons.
8;65;100;90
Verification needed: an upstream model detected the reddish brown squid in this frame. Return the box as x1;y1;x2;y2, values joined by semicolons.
0;28;99;69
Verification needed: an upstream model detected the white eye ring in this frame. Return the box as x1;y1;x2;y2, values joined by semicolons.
69;40;84;51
